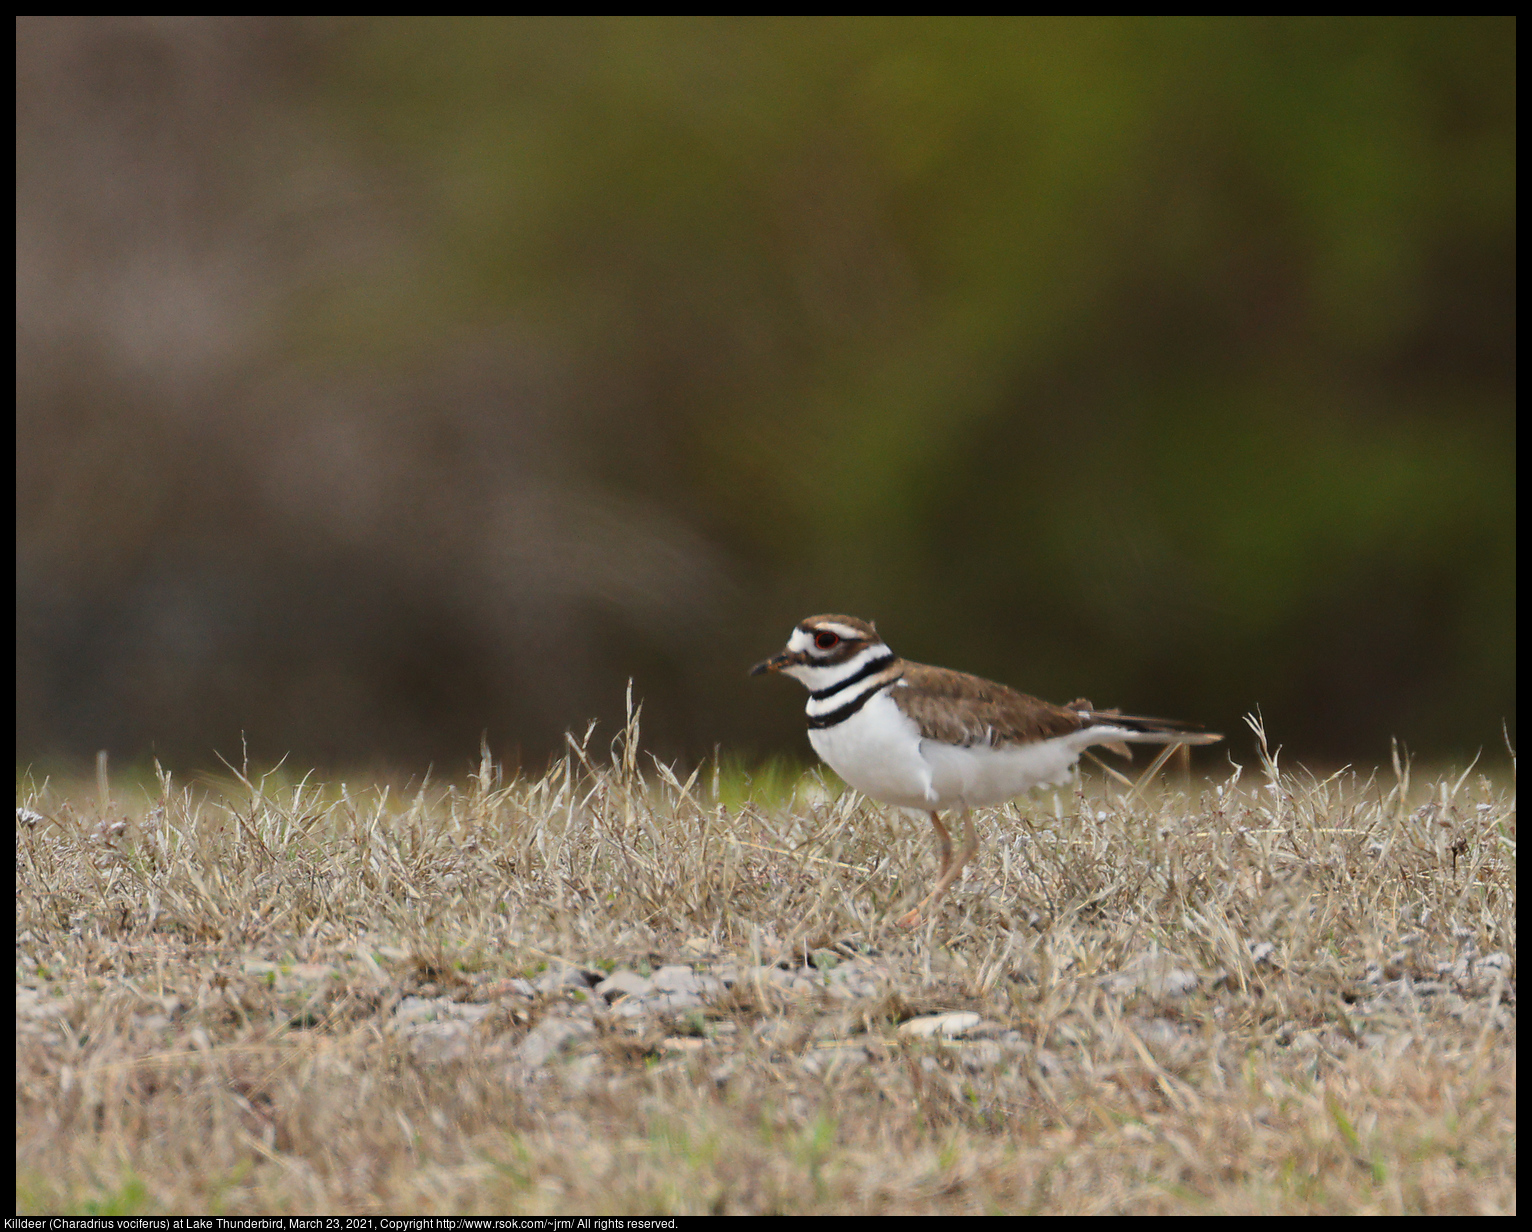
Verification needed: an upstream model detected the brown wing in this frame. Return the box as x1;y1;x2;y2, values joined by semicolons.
890;663;1088;748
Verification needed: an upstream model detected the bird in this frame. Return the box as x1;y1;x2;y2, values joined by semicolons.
751;614;1222;927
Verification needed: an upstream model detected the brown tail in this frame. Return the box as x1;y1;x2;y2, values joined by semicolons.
1068;699;1223;754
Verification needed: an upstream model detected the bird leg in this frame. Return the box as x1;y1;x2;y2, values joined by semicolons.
929;810;953;879
898;810;978;928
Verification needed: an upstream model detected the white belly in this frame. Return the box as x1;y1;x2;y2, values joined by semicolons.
807;692;935;808
919;735;1083;806
808;691;1090;810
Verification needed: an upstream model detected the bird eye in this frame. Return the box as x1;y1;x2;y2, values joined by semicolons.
814;631;840;651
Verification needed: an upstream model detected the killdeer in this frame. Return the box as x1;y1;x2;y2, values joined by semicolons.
752;615;1222;927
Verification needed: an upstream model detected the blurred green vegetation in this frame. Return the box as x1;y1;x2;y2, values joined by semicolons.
710;754;821;813
313;16;1512;760
15;18;1513;769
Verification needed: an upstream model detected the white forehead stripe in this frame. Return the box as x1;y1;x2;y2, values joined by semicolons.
819;622;866;640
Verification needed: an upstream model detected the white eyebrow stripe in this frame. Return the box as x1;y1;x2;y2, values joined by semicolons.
818;623;867;640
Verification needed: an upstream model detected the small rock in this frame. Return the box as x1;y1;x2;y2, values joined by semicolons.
824;960;883;998
595;970;655;1002
515;1016;596;1069
613;989;707;1019
651;965;698;993
405;1019;477;1063
535;965;603;993
653;965;724;996
1149;969;1198;997
393;996;494;1027
899;1011;986;1039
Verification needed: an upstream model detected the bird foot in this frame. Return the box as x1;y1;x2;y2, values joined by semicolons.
896;906;924;929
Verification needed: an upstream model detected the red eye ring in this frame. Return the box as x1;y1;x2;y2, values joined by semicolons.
814;631;841;650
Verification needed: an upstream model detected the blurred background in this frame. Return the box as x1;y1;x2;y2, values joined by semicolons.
16;16;1515;776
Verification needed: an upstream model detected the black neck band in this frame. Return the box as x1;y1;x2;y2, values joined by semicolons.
808;650;896;700
807;678;893;729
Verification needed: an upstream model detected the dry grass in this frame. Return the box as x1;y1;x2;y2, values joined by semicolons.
16;710;1516;1215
